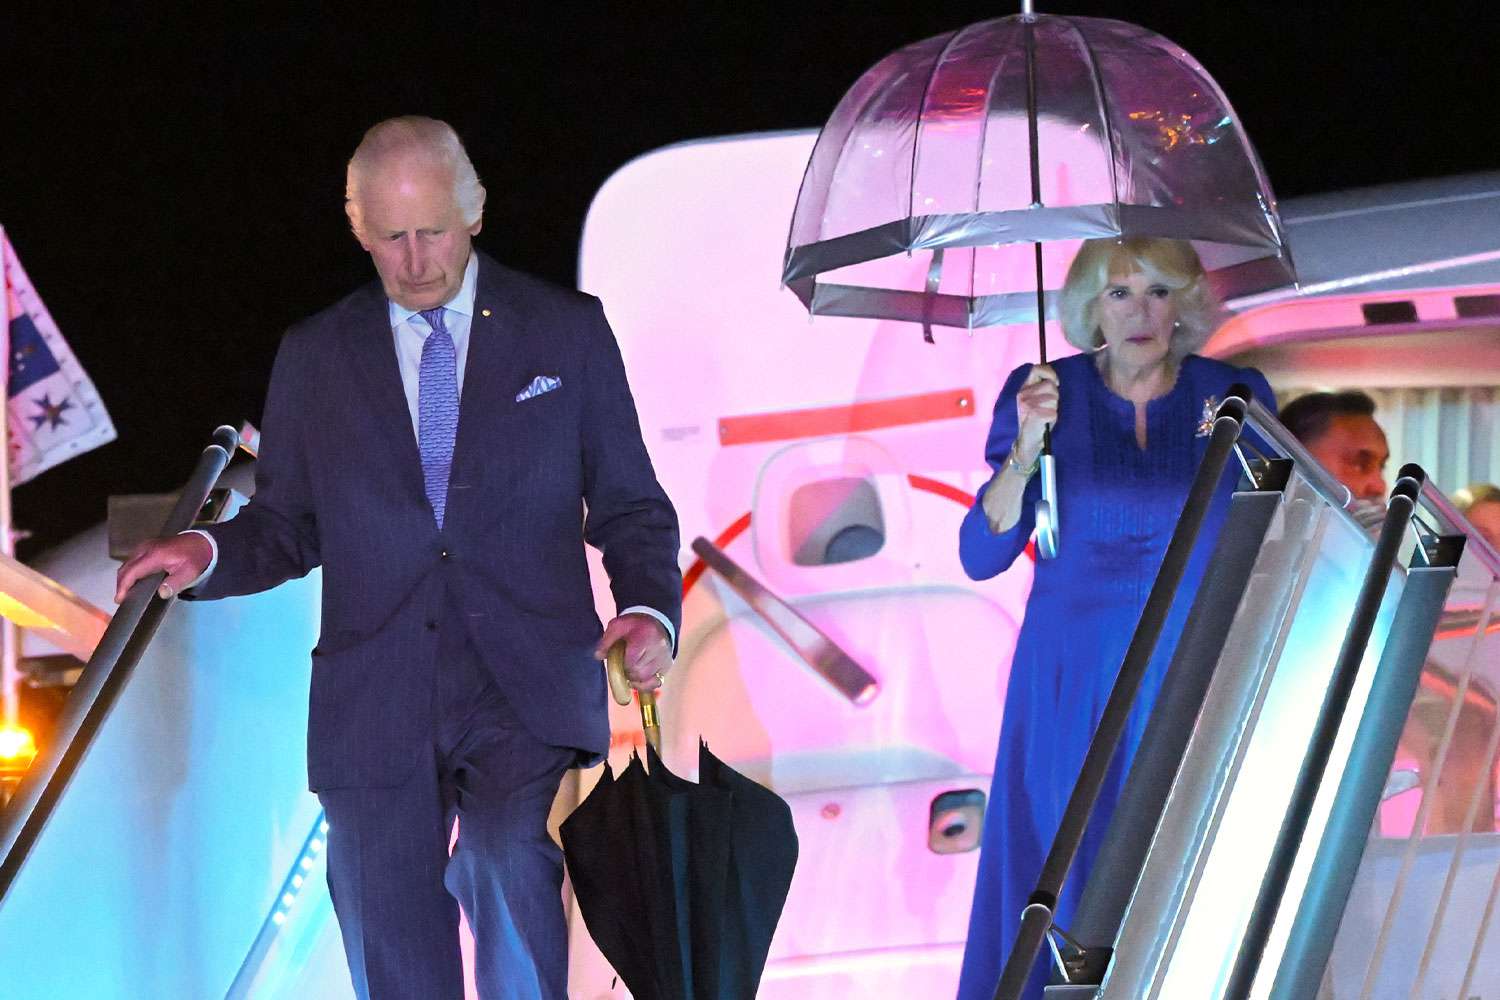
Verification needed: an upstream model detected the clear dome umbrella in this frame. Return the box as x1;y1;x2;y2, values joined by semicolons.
782;6;1295;558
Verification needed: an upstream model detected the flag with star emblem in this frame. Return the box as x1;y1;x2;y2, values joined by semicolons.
2;229;116;485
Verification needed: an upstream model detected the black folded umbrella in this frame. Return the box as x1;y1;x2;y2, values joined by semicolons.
561;653;798;1000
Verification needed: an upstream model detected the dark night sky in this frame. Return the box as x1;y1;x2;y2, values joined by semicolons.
2;3;1496;557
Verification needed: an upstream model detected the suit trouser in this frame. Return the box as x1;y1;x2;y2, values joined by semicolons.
319;605;578;1000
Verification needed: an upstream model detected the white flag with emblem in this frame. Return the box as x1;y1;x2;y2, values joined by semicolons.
2;228;116;485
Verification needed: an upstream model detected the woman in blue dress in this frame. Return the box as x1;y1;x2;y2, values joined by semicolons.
954;237;1273;1000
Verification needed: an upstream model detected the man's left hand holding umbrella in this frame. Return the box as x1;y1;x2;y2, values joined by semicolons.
114;114;683;1000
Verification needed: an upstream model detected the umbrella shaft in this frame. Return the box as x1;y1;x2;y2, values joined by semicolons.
1032;242;1047;366
639;691;661;755
1023;17;1042;207
1032;240;1050;457
1024;14;1047;376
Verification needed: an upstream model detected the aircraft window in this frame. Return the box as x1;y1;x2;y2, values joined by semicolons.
788;477;886;566
1361;300;1418;325
1454;293;1500;318
929;788;985;854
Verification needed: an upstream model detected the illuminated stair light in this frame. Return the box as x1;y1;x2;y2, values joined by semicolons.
0;724;36;762
226;810;331;994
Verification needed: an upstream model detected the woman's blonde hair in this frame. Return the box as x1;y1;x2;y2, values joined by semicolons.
1058;237;1219;357
1454;483;1500;513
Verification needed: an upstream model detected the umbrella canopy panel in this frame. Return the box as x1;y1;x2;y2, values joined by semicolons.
784;14;1294;330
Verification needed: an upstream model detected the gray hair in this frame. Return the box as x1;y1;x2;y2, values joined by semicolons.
1057;237;1219;358
1455;482;1500;514
345;116;486;239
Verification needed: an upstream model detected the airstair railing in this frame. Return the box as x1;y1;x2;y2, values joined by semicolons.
1266;513;1463;999
1224;465;1427;998
1014;397;1484;998
1067;399;1418;972
0;425;242;899
1068;453;1293;967
992;386;1258;1000
1319;487;1497;1000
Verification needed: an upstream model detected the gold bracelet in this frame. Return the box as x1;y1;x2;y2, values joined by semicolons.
1007;447;1039;477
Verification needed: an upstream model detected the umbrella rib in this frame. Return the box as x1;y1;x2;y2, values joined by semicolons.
1066;17;1124;221
905;23;975;234
787;51;912;264
970;19;1023;323
1172;44;1288;247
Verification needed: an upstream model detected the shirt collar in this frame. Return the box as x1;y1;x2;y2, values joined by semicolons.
387;252;479;330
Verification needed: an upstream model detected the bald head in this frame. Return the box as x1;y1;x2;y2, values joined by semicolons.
345;116;485;242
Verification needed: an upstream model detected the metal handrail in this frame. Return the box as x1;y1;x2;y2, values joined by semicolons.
0;425;241;899
991;386;1255;1000
1224;464;1427;999
1068;472;1291;967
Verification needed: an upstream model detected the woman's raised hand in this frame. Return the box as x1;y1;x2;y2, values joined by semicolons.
1014;363;1059;460
982;363;1060;533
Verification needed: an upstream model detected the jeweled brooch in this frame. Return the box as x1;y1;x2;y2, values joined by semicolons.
1196;396;1219;437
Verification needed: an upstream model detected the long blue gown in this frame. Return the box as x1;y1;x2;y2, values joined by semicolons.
954;352;1273;1000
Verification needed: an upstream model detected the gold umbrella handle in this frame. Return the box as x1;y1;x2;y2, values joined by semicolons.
605;640;661;755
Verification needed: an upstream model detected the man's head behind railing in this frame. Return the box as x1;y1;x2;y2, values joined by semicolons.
1281;390;1391;529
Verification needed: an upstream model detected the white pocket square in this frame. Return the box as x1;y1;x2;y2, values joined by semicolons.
516;374;562;402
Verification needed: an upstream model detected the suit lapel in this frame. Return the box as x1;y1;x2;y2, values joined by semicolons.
338;283;427;505
447;255;532;527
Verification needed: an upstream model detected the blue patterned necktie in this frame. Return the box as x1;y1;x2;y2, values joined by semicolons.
417;307;458;528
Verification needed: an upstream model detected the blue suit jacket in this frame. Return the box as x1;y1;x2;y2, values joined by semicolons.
195;253;682;789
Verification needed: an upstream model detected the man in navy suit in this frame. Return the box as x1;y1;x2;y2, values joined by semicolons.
117;116;681;999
